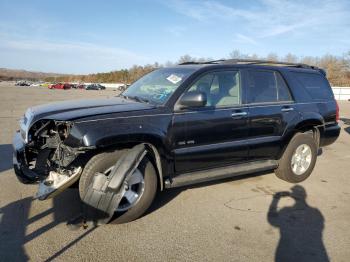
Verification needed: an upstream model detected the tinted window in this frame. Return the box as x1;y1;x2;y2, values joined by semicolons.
247;70;292;103
123;68;196;105
276;73;292;101
291;72;334;100
187;71;240;107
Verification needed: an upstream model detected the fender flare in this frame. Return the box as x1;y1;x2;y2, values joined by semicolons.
144;143;164;191
278;118;324;159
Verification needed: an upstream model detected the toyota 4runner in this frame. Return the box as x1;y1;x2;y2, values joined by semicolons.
13;59;340;223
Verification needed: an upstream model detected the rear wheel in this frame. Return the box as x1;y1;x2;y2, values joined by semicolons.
79;150;157;224
275;132;317;183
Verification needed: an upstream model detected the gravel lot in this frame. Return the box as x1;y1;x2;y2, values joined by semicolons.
0;82;349;261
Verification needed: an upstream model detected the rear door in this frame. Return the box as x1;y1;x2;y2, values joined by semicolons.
173;69;249;174
243;69;298;160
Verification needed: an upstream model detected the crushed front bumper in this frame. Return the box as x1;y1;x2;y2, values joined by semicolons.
12;131;41;184
13;131;83;199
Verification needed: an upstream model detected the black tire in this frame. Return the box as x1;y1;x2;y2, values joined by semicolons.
79;150;158;224
275;132;317;183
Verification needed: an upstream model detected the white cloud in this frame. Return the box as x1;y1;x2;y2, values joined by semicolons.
0;38;147;60
234;33;258;45
165;0;255;22
0;33;152;73
166;0;350;40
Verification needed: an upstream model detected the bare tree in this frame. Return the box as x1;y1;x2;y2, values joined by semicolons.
229;49;249;59
178;55;195;64
284;53;298;63
43;50;350;86
266;52;279;61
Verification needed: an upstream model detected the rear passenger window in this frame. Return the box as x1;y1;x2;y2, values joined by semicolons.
291;72;334;100
247;70;292;103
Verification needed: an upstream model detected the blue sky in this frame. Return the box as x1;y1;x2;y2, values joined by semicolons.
0;0;349;74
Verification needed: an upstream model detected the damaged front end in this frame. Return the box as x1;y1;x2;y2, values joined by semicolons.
13;117;85;200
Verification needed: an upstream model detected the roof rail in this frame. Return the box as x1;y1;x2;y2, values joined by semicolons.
221;59;318;69
179;59;320;70
179;59;225;65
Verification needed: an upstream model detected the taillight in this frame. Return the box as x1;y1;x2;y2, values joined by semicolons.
336;101;340;122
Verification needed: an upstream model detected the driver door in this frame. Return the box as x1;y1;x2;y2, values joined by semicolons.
172;70;249;174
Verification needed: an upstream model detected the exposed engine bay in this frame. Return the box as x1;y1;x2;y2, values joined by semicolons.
22;119;84;200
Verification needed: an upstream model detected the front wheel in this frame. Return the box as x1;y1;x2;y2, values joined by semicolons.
275;133;318;183
79;150;158;224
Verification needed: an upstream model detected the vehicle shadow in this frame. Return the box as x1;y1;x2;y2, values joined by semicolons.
146;170;271;216
340;118;350;134
341;118;350;125
0;170;277;260
0;189;83;261
0;144;13;173
345;127;350;134
267;185;329;262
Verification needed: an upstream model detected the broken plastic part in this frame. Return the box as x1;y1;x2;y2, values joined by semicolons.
35;167;82;200
82;144;147;225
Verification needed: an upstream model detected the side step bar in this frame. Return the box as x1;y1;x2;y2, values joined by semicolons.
165;160;278;188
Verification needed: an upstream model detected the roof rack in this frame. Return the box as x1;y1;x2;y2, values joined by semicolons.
179;59;226;65
179;59;320;70
221;59;319;69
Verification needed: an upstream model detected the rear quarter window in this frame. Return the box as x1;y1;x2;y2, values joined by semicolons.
291;72;334;100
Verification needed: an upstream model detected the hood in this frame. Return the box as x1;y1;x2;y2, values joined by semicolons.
28;97;156;122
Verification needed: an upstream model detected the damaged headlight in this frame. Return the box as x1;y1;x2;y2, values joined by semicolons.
19;107;34;143
30;120;72;146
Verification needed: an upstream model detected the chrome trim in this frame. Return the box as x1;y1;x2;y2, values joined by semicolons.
281;107;294;112
231;112;248;117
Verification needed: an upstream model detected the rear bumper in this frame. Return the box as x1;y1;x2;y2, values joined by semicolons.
320;124;341;147
12;132;41;184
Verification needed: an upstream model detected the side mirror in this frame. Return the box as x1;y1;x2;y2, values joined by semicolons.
178;91;207;109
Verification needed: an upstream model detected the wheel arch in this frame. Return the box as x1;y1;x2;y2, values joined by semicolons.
278;118;324;159
82;136;167;191
294;119;324;148
65;121;170;191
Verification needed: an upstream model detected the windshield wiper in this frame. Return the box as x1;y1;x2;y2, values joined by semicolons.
120;94;156;105
120;94;129;100
128;96;151;104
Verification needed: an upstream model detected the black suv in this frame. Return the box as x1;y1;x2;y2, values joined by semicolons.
13;59;340;223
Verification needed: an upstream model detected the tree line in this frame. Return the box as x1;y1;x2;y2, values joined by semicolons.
45;50;350;86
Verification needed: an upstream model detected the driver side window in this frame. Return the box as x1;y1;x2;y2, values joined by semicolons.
187;71;241;107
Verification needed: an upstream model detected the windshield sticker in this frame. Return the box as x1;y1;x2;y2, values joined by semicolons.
166;74;182;84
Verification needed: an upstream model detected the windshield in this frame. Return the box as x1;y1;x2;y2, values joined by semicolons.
122;67;196;105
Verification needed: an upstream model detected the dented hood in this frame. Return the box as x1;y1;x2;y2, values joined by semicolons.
28;97;156;122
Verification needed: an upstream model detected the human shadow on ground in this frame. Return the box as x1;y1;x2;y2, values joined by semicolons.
267;185;329;262
0;144;13;173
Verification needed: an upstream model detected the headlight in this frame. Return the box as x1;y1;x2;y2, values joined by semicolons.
20;108;34;143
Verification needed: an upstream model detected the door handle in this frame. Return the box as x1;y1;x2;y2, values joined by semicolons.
231;111;248;117
281;107;294;112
